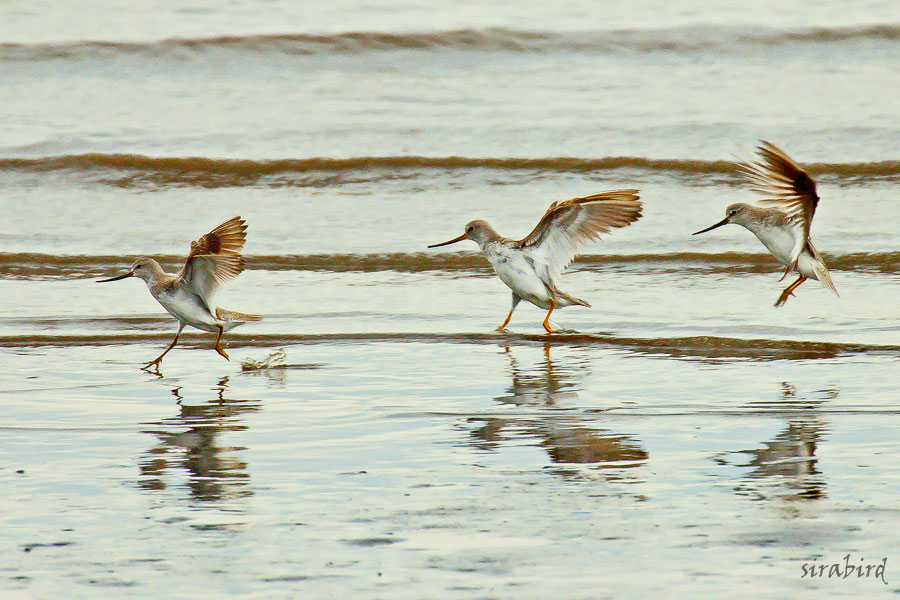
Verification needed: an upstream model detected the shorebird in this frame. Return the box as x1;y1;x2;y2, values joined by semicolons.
693;141;838;307
428;190;642;333
98;216;261;369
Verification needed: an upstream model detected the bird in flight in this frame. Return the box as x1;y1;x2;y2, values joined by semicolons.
693;141;838;307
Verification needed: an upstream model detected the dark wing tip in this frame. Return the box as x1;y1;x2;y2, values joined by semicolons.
757;141;818;202
739;141;819;211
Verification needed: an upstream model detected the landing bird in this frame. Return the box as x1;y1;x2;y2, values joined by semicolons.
693;142;838;307
98;216;261;368
428;190;643;333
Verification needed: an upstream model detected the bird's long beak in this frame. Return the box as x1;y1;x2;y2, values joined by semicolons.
97;270;135;283
693;217;730;235
428;232;468;248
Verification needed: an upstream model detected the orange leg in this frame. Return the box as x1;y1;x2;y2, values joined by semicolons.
777;263;793;282
779;257;803;281
213;325;229;360
542;298;557;334
775;275;807;307
495;308;514;332
142;322;185;370
496;293;521;332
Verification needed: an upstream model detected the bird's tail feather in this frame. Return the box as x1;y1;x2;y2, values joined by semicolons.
815;263;839;298
216;307;263;322
556;291;591;308
806;240;839;298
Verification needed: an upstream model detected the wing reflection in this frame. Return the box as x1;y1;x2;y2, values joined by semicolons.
468;343;647;471
138;376;262;502
718;382;832;501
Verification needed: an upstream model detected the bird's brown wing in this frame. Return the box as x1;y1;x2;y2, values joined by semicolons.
737;141;819;267
515;190;642;283
176;216;247;303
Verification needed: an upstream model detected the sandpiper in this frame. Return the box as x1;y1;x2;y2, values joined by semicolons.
428;190;642;333
98;216;261;369
693;141;838;307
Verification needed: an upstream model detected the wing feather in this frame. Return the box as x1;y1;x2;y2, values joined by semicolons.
736;141;819;266
176;216;248;304
515;189;642;283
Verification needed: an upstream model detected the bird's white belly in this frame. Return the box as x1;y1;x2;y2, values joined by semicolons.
753;227;820;280
486;247;553;309
795;253;821;281
754;226;795;266
155;288;219;332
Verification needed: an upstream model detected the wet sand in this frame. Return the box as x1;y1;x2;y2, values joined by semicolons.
3;339;900;597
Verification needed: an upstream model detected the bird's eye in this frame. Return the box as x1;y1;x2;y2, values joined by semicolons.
466;226;474;233
729;210;737;216
135;264;142;269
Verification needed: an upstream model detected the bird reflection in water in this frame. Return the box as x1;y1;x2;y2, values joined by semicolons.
469;343;647;471
139;376;261;501
717;382;832;501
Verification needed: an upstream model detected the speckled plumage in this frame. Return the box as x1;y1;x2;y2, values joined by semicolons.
98;216;260;368
429;190;643;332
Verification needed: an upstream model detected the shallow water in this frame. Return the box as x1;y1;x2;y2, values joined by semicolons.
2;1;899;597
3;342;900;598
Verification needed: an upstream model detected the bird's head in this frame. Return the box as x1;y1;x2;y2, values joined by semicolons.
693;203;752;235
428;220;496;249
97;258;163;284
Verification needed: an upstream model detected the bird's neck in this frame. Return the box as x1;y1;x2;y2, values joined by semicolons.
141;264;172;287
472;226;502;248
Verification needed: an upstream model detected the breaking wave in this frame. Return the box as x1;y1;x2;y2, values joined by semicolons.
1;154;898;188
3;251;899;280
3;24;898;61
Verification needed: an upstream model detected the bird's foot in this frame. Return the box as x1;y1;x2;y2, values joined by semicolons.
774;289;796;308
777;265;792;282
140;358;163;373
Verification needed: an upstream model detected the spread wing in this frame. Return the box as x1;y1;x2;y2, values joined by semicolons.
514;189;642;284
176;216;247;304
736;141;819;268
